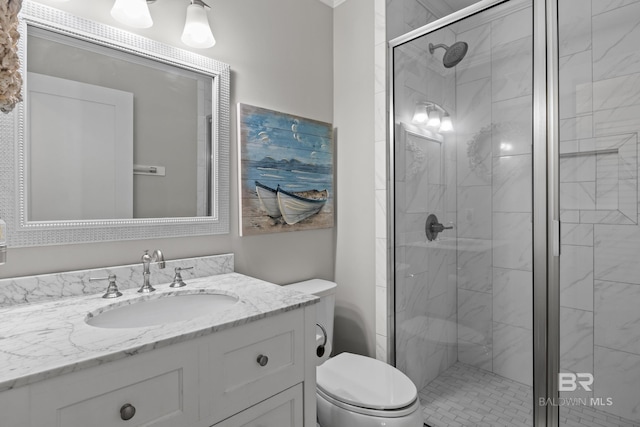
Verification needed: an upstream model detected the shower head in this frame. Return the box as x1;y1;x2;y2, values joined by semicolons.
429;41;468;68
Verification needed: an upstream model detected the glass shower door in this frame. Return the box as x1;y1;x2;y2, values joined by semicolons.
392;0;535;425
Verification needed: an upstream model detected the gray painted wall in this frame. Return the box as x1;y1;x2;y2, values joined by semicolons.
27;34;200;219
333;0;377;357
0;0;335;289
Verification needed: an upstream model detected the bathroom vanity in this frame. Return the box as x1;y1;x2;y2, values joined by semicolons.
0;255;318;427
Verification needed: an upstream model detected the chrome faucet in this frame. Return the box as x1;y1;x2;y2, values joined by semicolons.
139;249;165;293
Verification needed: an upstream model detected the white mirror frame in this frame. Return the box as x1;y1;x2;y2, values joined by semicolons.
0;1;230;247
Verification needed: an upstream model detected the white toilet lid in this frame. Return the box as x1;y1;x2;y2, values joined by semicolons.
316;352;417;410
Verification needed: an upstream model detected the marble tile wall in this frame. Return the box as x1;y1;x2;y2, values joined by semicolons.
375;0;388;364
390;0;458;387
387;0;640;422
383;0;467;368
559;0;640;422
0;253;234;307
455;0;534;387
389;0;535;390
394;123;458;389
386;0;439;41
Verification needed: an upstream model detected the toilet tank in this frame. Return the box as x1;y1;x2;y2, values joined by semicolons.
285;279;336;364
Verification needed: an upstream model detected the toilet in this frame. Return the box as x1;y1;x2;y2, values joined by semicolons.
286;279;423;427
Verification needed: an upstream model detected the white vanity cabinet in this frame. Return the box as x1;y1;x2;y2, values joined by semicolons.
0;387;29;426
203;308;305;425
29;338;201;427
1;306;316;427
213;384;304;427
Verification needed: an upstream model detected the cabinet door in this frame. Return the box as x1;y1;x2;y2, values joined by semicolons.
213;384;303;427
204;309;305;424
30;340;199;427
0;387;29;427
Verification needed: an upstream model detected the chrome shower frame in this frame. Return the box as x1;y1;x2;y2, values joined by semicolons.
387;0;561;426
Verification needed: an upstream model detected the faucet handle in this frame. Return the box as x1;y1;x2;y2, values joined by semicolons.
170;267;193;288
90;274;123;299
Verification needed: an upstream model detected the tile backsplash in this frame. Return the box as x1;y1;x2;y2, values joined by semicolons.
0;253;234;308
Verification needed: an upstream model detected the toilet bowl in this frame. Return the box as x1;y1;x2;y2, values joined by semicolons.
316;352;423;427
285;280;423;427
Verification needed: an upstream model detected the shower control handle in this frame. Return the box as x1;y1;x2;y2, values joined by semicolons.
430;223;453;233
425;214;453;241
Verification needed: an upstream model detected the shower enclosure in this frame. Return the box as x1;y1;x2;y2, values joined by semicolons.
389;0;640;426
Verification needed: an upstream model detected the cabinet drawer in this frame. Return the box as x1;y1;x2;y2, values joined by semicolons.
206;310;304;424
223;327;294;390
213;384;303;427
30;341;199;427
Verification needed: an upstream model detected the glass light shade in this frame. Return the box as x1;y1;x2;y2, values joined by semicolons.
426;110;441;128
111;0;153;29
439;113;453;132
182;3;216;48
412;104;429;124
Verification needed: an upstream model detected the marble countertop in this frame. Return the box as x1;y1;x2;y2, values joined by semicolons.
0;273;317;393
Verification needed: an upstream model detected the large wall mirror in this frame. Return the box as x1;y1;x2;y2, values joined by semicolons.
0;1;230;247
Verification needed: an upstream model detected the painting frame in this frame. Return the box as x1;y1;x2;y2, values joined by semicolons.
237;104;335;236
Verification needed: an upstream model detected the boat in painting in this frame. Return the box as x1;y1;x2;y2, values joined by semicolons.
255;180;328;225
255;181;282;218
277;186;328;225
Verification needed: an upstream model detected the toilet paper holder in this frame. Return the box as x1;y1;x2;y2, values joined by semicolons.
317;323;328;357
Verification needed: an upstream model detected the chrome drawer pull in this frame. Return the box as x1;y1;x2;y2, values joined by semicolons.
257;354;269;367
120;403;136;421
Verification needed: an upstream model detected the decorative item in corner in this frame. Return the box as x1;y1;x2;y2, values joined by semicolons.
238;103;334;236
0;0;23;114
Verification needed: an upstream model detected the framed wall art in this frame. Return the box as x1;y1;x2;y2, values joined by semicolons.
237;104;334;236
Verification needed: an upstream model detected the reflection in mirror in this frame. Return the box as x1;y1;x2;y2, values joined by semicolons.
0;2;230;248
27;27;213;221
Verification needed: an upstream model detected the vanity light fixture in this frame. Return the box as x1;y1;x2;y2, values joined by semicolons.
426;107;441;129
411;103;429;125
182;0;216;48
111;0;153;29
110;0;216;48
412;101;454;133
439;113;453;132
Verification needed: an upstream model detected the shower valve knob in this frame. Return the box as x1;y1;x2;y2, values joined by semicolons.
430;223;453;233
425;214;453;241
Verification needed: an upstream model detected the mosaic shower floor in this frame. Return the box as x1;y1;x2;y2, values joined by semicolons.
419;362;639;427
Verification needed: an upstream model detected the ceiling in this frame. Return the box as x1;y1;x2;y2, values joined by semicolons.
318;0;480;15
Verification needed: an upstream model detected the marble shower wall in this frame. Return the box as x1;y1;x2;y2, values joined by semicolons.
393;17;458;390
391;0;534;390
394;124;458;391
558;0;640;422
454;0;534;387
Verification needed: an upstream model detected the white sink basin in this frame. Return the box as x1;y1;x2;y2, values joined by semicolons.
86;292;240;329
